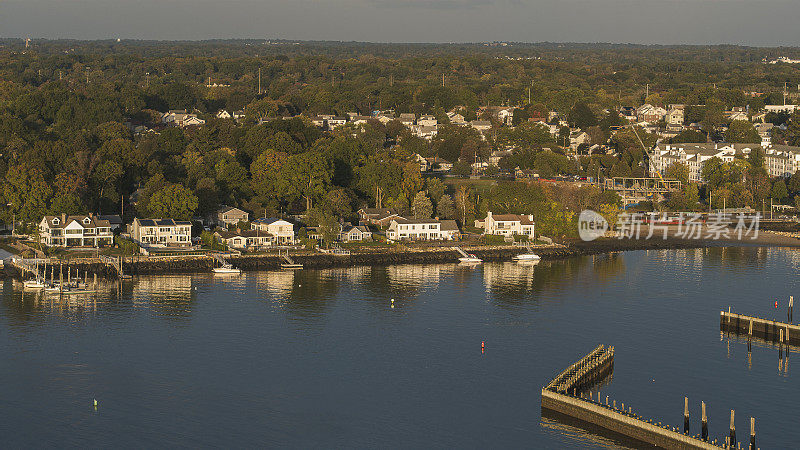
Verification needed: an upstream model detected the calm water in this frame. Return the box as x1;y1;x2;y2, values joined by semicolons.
1;247;799;448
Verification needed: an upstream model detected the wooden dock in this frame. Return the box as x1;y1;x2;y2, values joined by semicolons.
541;345;754;449
720;308;798;346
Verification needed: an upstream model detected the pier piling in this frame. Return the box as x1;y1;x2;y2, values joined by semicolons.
684;397;690;434
701;401;708;442
730;410;736;449
749;417;755;450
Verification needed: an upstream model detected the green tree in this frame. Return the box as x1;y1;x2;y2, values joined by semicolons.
772;179;789;202
147;184;199;220
665;162;689;185
436;194;455;219
725;120;760;143
412;191;433;219
278;151;331;211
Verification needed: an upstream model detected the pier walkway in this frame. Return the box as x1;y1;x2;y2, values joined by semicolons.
542;345;754;449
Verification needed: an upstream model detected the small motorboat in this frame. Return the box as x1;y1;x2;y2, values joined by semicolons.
458;254;483;264
213;263;241;275
513;253;541;262
23;279;45;289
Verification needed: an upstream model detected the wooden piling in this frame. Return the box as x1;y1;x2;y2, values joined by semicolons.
790;296;794;324
730;409;736;449
683;396;690;434
749;417;755;450
701;401;708;442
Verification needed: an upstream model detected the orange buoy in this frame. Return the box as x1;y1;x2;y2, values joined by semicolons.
776;301;779;308
481;341;485;354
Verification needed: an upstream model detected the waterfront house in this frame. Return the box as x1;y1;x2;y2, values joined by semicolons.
358;208;401;227
214;229;272;250
215;206;249;227
386;218;457;241
128;218;192;247
162;110;205;128
339;224;372;242
251;218;295;244
478;211;535;237
439;220;461;240
39;214;114;247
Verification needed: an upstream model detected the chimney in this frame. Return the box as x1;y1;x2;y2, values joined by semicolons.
61;213;66;223
487;211;493;218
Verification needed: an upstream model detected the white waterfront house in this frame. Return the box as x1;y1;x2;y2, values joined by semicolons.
128;218;193;247
386;218;458;241
39;214;114;247
477;211;535;237
251;218;295;245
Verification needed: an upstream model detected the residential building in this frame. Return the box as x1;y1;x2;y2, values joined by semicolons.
251;218;295;244
649;142;800;180
358;208;401;227
339;224;373;242
413;125;438;140
215;206;249;227
447;112;467;125
39;214;114;247
439;220;461;240
214;229;272;250
128;218;192;247
418;115;437;127
635;104;667;124
399;113;416;127
477;211;535;237
666;108;684;127
386;218;456;241
570;131;590;151
162;110;205;128
470;120;492;132
765;105;798;113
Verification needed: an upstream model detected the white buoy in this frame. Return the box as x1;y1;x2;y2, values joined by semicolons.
391;298;395;308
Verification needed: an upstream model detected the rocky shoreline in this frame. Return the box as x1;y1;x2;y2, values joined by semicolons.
2;237;727;279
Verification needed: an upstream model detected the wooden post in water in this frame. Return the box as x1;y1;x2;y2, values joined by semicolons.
684;397;690;434
790;296;794;324
780;329;784;360
701;401;708;442
748;320;752;352
93;272;97;289
730;409;736;449
749;417;755;450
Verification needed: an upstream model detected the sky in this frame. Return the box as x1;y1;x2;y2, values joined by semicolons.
2;0;800;46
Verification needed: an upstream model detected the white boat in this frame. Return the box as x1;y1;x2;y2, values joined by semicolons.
513;253;541;262
213;264;241;274
23;279;45;289
458;254;483;263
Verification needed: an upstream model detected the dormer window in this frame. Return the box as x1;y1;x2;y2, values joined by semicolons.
83;217;91;224
52;218;60;225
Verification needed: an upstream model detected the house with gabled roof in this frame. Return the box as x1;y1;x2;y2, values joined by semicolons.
478;211;535;237
251;218;295;244
215;206;249;227
339;224;372;242
358;208;401;227
39;214;114;247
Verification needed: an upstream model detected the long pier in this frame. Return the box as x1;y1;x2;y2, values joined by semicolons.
720;307;798;346
541;345;754;449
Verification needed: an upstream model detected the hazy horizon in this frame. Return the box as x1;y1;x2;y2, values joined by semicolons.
2;0;800;47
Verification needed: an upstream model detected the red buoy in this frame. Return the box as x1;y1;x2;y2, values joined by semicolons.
776;301;779;308
481;341;485;354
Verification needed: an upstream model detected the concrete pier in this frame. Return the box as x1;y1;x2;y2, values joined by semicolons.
720;309;799;346
542;345;729;449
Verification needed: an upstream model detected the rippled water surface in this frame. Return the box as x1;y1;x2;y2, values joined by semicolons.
2;247;799;448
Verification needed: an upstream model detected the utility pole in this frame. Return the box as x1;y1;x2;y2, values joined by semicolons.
442;73;445;87
258;67;262;95
784;82;788;106
646;83;649;100
389;74;393;87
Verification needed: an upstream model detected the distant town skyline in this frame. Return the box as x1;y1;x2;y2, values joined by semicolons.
2;0;800;46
